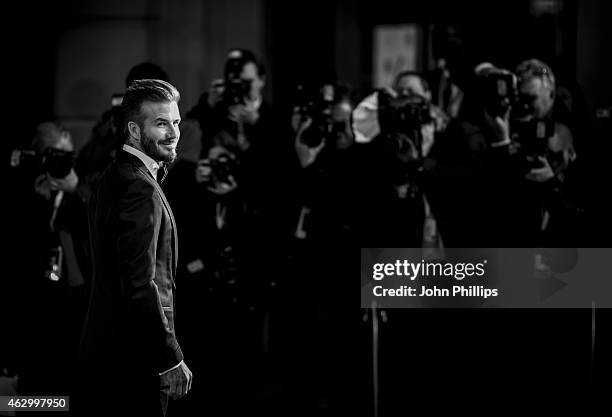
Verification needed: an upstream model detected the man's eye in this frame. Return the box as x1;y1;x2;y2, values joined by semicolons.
157;122;167;127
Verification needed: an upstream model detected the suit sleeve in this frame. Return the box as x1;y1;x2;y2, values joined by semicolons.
117;177;183;373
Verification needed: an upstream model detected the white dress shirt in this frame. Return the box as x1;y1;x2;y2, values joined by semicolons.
122;144;160;180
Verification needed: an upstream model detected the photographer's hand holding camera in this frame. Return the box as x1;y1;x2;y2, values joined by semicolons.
27;126;80;199
460;60;578;246
289;82;363;243
34;168;79;200
195;145;239;195
293;82;357;170
294;116;324;168
11;121;90;291
513;60;576;183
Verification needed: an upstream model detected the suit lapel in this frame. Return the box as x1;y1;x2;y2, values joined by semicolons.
133;162;179;285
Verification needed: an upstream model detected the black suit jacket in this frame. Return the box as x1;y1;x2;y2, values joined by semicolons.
80;150;182;376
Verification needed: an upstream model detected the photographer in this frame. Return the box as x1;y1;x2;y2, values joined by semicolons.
8;121;89;397
189;49;282;304
189;48;290;239
281;81;363;411
511;58;578;245
290;81;362;243
453;60;578;246
354;72;443;248
180;49;285;414
188;48;275;156
10;122;89;288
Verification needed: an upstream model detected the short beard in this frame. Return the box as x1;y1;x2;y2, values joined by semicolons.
141;129;176;163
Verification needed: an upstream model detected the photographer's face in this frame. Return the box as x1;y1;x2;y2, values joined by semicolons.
331;100;354;150
240;62;265;100
518;77;554;119
38;131;73;154
130;101;181;163
394;75;431;100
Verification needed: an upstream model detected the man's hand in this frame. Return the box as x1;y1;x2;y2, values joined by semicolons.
206;174;238;195
34;175;52;200
195;158;238;195
48;169;79;193
195;159;213;184
420;123;435;157
207;79;225;108
160;361;192;400
483;109;511;145
525;156;555;182
295;118;325;168
228;103;260;125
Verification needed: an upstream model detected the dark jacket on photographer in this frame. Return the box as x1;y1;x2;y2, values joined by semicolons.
449;104;576;247
356;132;427;248
188;90;293;236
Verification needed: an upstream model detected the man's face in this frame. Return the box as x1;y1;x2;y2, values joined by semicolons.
394;75;430;100
240;62;265;100
330;100;355;150
41;132;73;153
518;77;554;119
138;100;181;163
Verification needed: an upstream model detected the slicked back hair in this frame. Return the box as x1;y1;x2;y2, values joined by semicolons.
121;79;180;140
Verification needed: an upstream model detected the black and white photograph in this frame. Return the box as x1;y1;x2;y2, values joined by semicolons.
2;0;611;415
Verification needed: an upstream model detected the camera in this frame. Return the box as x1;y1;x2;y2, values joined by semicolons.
377;90;433;182
512;118;554;171
294;83;340;148
10;147;75;178
222;77;252;106
41;148;75;178
477;69;517;118
210;152;236;185
377;89;432;135
221;57;253;106
199;148;238;189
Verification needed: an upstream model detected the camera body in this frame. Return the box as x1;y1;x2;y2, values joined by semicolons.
222;77;252;106
221;57;253;106
512;118;554;171
378;90;432;135
377;90;433;183
294;83;343;148
477;70;517;118
41;148;75;178
199;148;238;190
11;147;75;178
209;152;236;185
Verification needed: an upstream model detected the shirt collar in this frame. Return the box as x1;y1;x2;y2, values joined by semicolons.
122;144;160;180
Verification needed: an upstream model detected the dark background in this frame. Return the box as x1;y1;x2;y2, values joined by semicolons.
2;0;610;413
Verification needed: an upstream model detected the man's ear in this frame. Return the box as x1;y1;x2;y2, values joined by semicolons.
424;91;432;101
127;121;141;141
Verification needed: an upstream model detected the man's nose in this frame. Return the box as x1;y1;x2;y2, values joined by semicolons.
168;124;180;139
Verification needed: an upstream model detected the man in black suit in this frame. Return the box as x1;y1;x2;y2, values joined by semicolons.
78;79;192;416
